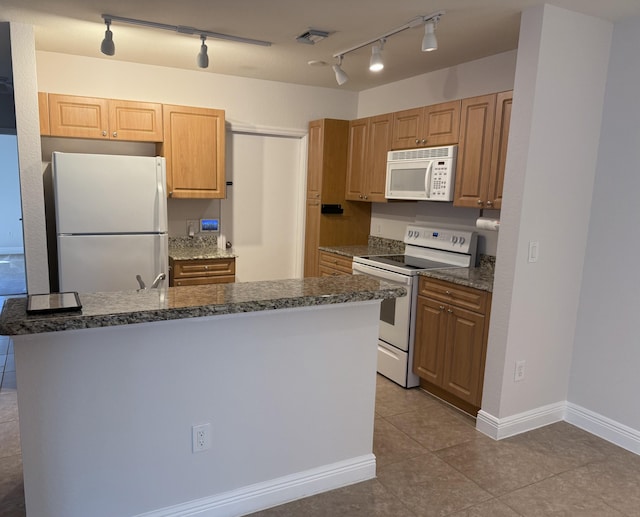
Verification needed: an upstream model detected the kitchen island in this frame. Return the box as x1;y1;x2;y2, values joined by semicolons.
0;276;405;517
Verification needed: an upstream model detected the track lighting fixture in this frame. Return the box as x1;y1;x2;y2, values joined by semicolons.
100;18;115;56
99;14;271;66
332;55;349;86
421;19;438;52
331;10;444;85
197;35;209;68
369;39;385;72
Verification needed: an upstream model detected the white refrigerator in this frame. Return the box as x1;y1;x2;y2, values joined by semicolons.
52;152;168;293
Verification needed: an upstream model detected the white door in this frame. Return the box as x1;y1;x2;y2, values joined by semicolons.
58;234;168;293
221;133;303;281
53;152;167;234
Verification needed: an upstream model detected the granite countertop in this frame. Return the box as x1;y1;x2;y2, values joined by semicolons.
168;235;236;261
419;256;496;292
0;276;406;336
319;236;405;258
169;248;236;261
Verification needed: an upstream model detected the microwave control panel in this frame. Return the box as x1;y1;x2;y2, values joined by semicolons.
429;160;454;199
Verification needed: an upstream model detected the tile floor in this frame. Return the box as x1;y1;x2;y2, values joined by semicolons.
0;355;639;516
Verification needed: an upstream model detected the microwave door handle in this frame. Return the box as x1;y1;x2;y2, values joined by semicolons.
424;160;435;198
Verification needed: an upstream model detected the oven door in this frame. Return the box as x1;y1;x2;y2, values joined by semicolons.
352;261;412;351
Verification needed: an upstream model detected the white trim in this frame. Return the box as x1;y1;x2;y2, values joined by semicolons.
566;402;640;455
0;247;24;255
133;454;376;517
227;121;307;138
476;402;566;439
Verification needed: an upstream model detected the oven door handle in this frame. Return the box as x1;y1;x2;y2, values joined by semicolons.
352;263;411;285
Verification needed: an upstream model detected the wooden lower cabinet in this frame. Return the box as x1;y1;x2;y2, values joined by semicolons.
169;257;235;286
413;277;491;414
318;251;353;276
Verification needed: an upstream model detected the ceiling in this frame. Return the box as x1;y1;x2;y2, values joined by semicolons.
1;0;640;91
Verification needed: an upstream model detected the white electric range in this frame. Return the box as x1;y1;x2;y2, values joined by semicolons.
352;225;477;387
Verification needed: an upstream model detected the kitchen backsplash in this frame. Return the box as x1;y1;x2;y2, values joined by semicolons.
169;235;218;249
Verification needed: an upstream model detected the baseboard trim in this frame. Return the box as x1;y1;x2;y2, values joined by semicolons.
566;402;640;455
133;454;376;517
476;402;566;439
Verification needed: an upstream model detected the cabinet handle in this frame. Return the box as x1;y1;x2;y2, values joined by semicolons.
477;199;483;206
359;194;363;199
102;130;107;137
486;200;493;207
112;131;117;138
439;305;445;311
445;290;451;295
363;195;368;200
421;139;426;144
315;193;320;198
447;308;453;313
415;139;420;145
204;265;209;270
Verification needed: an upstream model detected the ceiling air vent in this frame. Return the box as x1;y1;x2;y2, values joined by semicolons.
296;29;331;45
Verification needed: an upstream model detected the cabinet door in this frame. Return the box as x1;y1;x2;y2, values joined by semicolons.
422;100;461;147
306;120;324;199
487;91;512;210
413;296;447;385
345;118;368;201
48;94;109;139
161;104;226;199
304;199;321;277
365;113;393;202
453;94;497;208
391;107;423;149
109;100;163;142
38;92;50;136
441;305;486;405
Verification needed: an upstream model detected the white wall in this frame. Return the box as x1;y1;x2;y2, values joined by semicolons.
0;134;23;252
357;51;517;256
569;16;640;432
10;23;49;293
480;5;611;426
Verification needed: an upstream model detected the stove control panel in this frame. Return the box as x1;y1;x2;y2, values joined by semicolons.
404;225;477;254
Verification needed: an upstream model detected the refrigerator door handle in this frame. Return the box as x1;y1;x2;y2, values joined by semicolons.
156;158;168;231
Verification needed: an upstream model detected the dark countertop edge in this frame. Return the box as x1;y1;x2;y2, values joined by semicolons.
0;286;406;337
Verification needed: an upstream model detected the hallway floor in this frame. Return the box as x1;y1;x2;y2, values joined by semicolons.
0;255;26;296
0;356;639;516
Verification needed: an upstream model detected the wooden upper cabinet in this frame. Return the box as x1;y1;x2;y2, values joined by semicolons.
306;120;324;199
159;104;226;199
108;100;163;141
38;92;50;136
391;100;460;149
46;94;163;142
345;113;392;203
486;91;513;210
454;91;512;209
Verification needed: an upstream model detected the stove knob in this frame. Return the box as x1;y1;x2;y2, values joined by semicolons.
452;236;458;244
459;237;465;245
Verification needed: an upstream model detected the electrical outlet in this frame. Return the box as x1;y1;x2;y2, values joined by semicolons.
514;360;526;382
192;423;211;453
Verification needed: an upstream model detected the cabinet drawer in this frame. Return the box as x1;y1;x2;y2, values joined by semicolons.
318;265;352;277
172;258;235;279
174;275;235;286
318;251;353;275
419;276;487;313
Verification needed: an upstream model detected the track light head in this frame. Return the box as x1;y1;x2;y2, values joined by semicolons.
197;35;209;68
369;39;385;72
421;18;438;52
332;55;349;86
100;19;115;56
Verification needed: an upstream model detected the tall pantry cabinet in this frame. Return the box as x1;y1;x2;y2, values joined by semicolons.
304;119;371;277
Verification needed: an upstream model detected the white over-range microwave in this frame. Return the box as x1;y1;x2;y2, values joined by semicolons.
385;145;457;201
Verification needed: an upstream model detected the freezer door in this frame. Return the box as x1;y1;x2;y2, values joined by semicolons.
58;234;168;293
53;152;167;234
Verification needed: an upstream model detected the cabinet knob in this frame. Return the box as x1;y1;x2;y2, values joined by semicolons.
204;265;209;270
439;305;445;311
112;131;118;138
486;200;493;207
445;290;451;295
477;199;483;206
415;139;420;145
102;130;107;137
363;195;368;200
421;139;426;144
447;308;453;313
315;193;320;198
359;194;363;199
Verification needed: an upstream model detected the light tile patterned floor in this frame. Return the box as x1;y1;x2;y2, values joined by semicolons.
0;369;639;516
